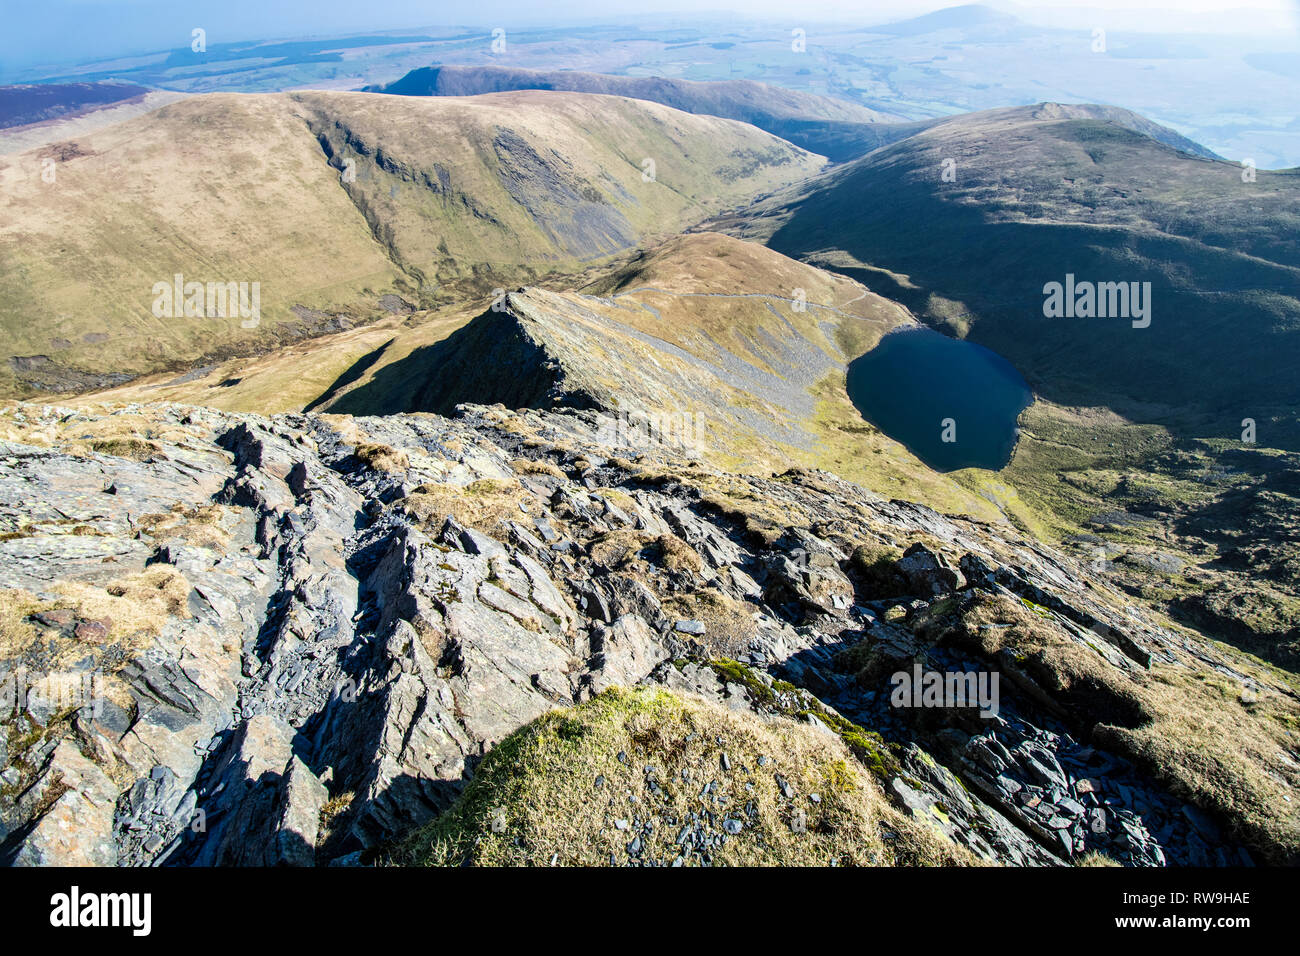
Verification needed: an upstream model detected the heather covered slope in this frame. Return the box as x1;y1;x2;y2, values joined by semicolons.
0;81;152;129
0;90;823;397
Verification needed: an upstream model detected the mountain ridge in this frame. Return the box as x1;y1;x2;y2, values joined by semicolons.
714;101;1296;424
0;89;823;397
367;64;922;162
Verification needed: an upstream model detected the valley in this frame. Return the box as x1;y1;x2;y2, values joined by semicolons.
0;89;820;396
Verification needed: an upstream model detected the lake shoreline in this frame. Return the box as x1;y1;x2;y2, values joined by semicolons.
846;325;1034;473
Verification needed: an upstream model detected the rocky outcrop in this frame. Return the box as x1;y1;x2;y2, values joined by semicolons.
404;294;602;416
0;399;1295;867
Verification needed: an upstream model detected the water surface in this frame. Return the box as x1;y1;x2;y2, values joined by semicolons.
846;327;1032;472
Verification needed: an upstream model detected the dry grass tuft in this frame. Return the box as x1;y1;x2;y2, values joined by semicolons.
661;589;757;659
1076;850;1121;867
88;437;164;461
649;534;703;574
57;567;192;639
510;458;568;480
0;588;42;661
0;566;192;668
393;686;974;867
587;530;655;571
136;503;232;550
696;481;807;547
318;791;356;849
397;478;523;535
354;442;410;474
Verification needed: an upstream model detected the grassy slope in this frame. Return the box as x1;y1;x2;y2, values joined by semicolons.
0;89;824;397
296;90;824;297
0;93;400;387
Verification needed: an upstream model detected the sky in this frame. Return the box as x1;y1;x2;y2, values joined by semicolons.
2;0;1297;75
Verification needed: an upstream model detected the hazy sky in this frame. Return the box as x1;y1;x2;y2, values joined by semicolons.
3;0;1297;74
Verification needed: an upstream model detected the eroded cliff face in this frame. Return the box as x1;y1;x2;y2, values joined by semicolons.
0;399;1295;867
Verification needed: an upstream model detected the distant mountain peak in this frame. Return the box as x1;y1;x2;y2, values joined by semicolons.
870;3;1022;36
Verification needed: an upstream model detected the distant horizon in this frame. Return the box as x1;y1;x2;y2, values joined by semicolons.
4;1;1297;80
3;1;1298;168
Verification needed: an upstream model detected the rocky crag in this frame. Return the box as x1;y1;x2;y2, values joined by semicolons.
1;393;1295;867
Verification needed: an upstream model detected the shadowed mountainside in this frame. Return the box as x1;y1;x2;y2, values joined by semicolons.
711;103;1300;669
0;81;151;129
716;102;1295;437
